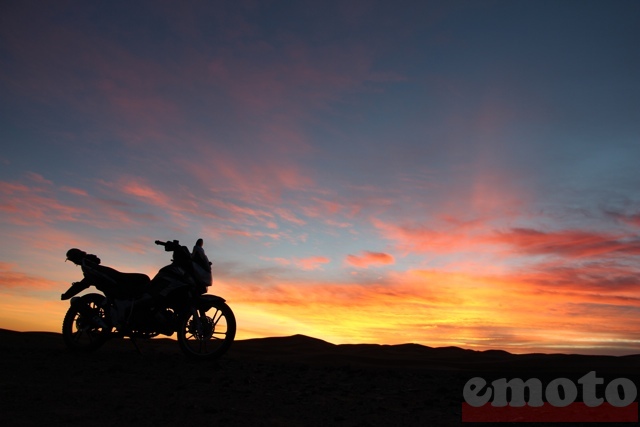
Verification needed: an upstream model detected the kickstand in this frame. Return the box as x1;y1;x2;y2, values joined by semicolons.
129;336;144;356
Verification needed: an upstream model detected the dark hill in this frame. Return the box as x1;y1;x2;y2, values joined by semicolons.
3;328;640;373
2;329;640;426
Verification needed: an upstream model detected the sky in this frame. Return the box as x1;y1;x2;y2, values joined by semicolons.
1;0;639;355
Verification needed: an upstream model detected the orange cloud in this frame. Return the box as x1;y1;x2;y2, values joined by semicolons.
3;246;640;355
208;265;640;354
346;251;395;268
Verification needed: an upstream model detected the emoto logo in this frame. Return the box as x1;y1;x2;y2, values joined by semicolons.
462;371;638;422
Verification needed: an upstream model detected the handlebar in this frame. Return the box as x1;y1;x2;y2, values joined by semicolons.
155;239;181;252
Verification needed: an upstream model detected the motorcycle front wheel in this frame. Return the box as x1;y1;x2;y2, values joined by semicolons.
62;293;111;352
177;299;236;360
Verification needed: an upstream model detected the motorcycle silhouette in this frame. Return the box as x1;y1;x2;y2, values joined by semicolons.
61;239;236;359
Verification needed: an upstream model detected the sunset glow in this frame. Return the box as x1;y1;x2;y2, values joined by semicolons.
1;1;639;355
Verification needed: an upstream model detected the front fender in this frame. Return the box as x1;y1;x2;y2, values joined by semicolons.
193;294;226;309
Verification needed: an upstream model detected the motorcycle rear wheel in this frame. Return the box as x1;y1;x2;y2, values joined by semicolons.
177;300;236;360
62;293;111;352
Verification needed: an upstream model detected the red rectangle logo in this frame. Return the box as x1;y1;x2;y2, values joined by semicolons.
462;402;638;423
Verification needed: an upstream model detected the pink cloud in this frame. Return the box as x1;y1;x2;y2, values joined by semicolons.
507;258;640;293
60;186;89;197
218;228;282;241
492;228;640;259
372;217;490;254
26;172;53;186
0;175;171;230
298;256;331;271
607;210;640;228
99;177;196;227
346;251;395;268
273;208;307;226
261;256;331;271
375;214;640;262
120;180;170;205
183;141;315;207
0;263;60;291
207;198;274;222
0;178;90;226
260;257;292;267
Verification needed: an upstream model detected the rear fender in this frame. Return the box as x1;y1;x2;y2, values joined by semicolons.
61;280;90;300
69;293;110;330
70;293;106;314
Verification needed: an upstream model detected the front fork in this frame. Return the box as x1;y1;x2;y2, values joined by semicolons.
188;306;214;339
189;306;203;334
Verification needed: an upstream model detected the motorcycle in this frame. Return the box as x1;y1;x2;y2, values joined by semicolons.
60;239;236;360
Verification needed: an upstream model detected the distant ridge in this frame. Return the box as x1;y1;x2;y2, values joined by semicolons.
224;333;640;373
237;335;509;359
240;334;335;348
2;329;640;373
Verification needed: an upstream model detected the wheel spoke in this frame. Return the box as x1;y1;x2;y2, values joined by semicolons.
178;301;235;359
212;309;222;325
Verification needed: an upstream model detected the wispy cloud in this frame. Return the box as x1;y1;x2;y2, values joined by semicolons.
262;256;331;271
346;251;395;268
0;178;90;226
0;263;61;292
212;265;640;353
493;228;640;258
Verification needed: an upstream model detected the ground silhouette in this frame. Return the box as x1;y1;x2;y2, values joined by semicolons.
1;329;638;426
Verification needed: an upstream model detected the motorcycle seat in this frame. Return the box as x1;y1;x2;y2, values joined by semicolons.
88;264;151;293
117;272;151;288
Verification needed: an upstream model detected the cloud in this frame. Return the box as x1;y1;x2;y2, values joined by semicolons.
0;174;175;231
262;256;331;271
492;228;640;259
372;217;492;255
346;251;395;268
60;186;89;197
0;263;60;292
374;211;640;263
0;178;90;226
297;256;331;271
607;210;640;228
509;259;640;294
210;265;640;353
